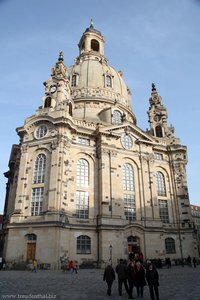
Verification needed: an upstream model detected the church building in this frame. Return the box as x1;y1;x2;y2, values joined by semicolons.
3;23;198;268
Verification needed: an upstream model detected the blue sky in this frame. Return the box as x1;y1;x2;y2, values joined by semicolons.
0;0;200;213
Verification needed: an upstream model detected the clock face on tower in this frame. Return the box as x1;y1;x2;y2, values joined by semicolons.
49;85;57;93
154;114;161;122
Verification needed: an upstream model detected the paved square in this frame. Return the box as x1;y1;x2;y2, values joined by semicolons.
0;266;199;300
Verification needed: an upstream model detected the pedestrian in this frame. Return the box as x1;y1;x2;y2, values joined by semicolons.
69;260;74;273
134;261;146;298
127;260;136;299
193;257;197;268
2;258;6;271
73;261;78;273
138;252;144;263
187;255;192;266
165;257;171;268
103;262;115;296
116;259;130;296
33;259;37;273
146;262;160;300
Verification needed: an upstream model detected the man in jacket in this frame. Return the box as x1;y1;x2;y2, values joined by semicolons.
103;262;115;296
116;259;130;297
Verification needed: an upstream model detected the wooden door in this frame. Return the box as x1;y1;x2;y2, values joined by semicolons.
27;243;36;261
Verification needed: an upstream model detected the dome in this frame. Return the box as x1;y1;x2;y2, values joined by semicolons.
66;24;136;124
69;59;131;108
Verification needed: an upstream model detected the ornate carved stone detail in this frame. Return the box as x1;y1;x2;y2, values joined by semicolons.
72;87;128;106
21;144;29;153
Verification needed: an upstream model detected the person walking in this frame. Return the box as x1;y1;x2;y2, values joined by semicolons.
127;260;136;299
103;262;115;296
193;257;197;268
116;259;130;296
73;261;78;273
69;260;74;273
146;262;160;300
134;261;146;298
33;259;37;273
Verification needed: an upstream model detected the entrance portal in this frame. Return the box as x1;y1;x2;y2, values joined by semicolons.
127;236;140;260
27;243;36;261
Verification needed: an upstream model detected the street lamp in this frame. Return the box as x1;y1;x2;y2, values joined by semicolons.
109;245;113;265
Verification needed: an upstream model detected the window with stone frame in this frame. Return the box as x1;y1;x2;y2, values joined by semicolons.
156;171;166;196
27;234;37;241
124;194;136;221
106;75;112;87
78;137;90;146
44;97;51;108
165;237;176;254
154;153;163;160
155;125;163;137
33;154;46;184
31;187;44;216
76;159;89;187
35;125;48;139
112;110;122;124
91;39;99;52
159;199;169;223
77;235;91;254
71;74;77;87
123;164;136;221
76;159;89;219
76;191;89;219
121;134;133;150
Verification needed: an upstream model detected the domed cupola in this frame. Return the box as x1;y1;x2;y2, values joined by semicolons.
69;21;136;125
78;19;105;59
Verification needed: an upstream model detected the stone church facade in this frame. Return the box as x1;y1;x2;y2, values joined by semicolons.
3;23;198;268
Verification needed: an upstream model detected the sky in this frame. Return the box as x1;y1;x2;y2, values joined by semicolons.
0;0;200;213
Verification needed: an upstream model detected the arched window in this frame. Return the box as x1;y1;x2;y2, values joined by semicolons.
156;171;166;196
35;125;48;139
44;97;51;108
106;75;112;87
123;164;136;221
155;125;163;137
76;159;89;219
123;164;134;191
127;236;138;243
165;238;176;254
91;39;99;51
34;154;46;184
26;234;37;241
77;235;91;254
76;159;89;187
71;74;77;87
112;110;122;124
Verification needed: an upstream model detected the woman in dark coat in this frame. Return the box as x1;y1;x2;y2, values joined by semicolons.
103;263;115;296
127;260;136;299
134;261;146;297
146;262;160;300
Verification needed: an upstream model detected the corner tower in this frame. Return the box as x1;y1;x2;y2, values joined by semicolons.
147;83;179;145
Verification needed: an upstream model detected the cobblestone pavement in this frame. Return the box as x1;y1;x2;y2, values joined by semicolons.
0;266;199;300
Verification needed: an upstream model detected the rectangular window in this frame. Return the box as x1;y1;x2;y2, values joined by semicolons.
76;191;89;219
77;236;91;254
31;187;44;216
159;199;169;223
154;153;163;160
124;194;136;221
78;137;90;146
